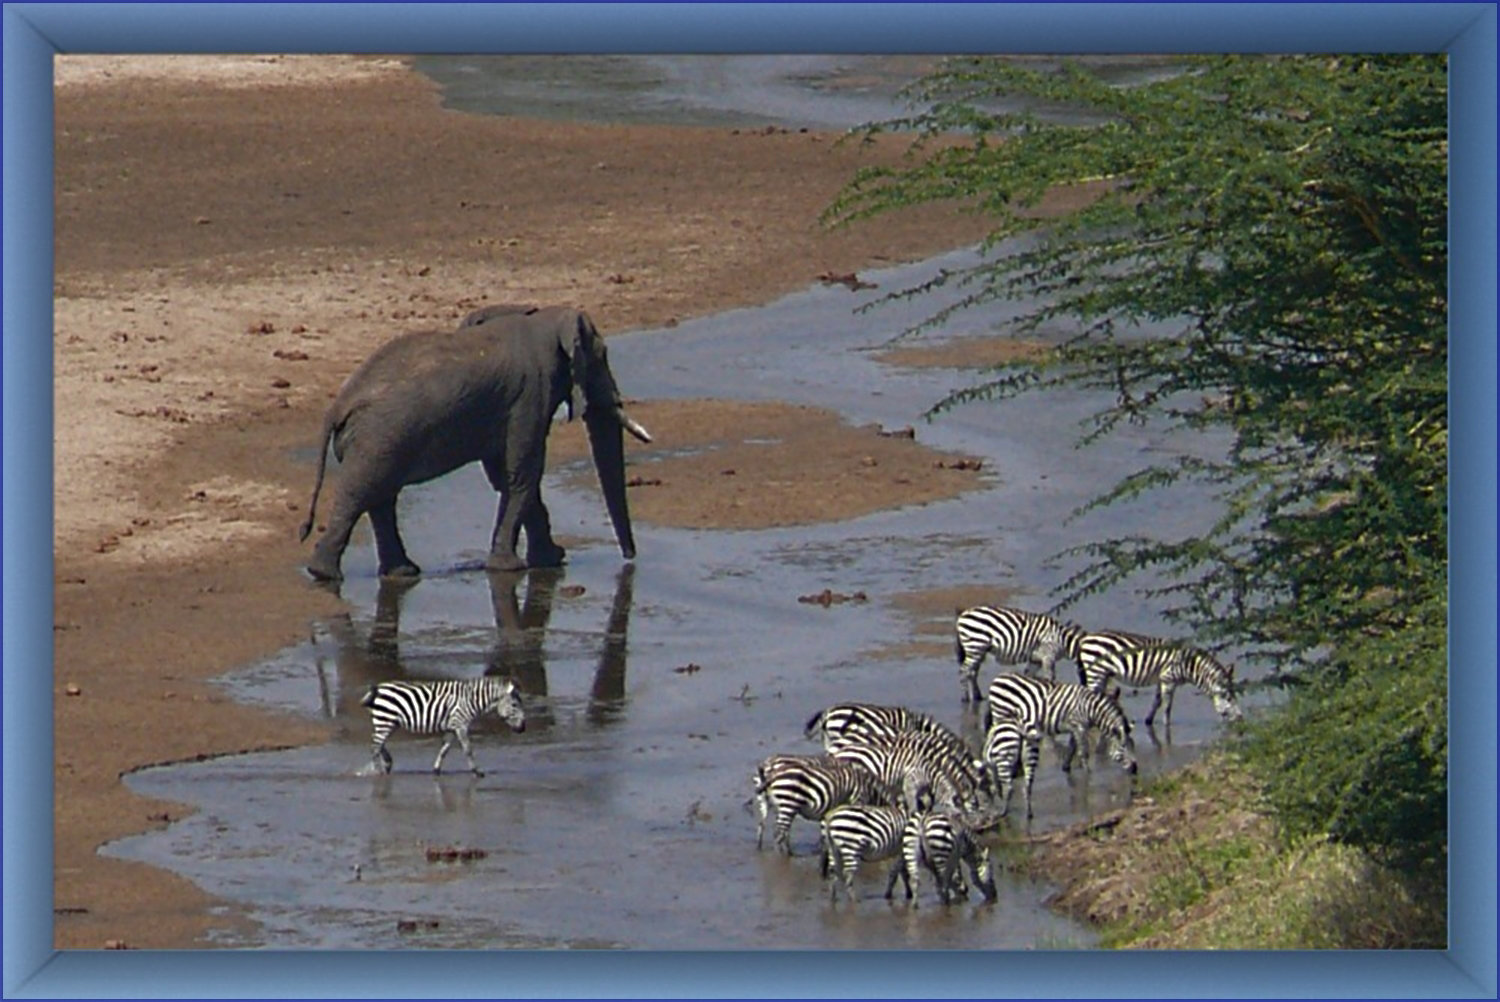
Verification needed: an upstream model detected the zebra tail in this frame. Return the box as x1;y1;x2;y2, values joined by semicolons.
359;684;381;708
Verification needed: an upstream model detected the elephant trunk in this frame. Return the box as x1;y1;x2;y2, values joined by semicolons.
586;405;648;560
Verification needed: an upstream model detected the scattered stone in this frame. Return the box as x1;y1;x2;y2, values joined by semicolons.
626;476;663;487
272;349;309;361
64;683;82;697
817;270;877;291
797;589;869;608
672;663;702;675
558;585;586;598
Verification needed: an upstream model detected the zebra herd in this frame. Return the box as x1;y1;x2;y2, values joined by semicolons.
750;602;1247;905
954;604;1244;729
348;601;1245;908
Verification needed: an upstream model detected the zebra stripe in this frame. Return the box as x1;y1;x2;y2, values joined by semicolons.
361;677;525;776
819;804;911;903
986;673;1136;777
953;605;1087;701
982;717;1043;820
829;730;995;817
805;701;969;757
1081;643;1242;727
1074;627;1168;684
900;810;997;906
752;756;894;855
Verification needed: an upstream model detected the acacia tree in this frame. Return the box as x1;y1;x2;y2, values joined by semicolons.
827;55;1447;868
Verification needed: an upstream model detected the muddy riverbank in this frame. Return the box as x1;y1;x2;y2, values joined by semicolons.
52;54;1003;949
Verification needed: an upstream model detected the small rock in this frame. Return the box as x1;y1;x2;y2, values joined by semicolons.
64;684;82;697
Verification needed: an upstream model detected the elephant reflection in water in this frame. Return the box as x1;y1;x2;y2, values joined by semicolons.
316;565;635;739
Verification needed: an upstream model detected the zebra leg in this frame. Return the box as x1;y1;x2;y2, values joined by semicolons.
456;726;484;777
432;733;456;774
1161;681;1178;729
369;723;395;774
1144;684;1166;728
754;792;769;849
959;661;981;704
884;859;911;901
775;806;796;856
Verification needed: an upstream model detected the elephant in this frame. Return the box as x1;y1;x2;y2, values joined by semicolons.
299;304;652;582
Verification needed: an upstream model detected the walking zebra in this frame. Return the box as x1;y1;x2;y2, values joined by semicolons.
981;717;1044;820
829;729;995;817
953;605;1087;702
986;673;1136;777
1080;643;1242;728
899;810;998;906
820;803;912;903
752;755;895;855
360;677;526;776
805;701;968;756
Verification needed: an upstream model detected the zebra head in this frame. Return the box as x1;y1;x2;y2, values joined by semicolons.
483;678;527;732
1100;703;1137;776
1188;650;1243;721
968;839;999;903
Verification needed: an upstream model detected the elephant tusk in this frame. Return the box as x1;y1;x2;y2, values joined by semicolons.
619;410;653;444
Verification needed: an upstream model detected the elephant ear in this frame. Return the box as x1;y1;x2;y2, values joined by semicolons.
559;311;594;422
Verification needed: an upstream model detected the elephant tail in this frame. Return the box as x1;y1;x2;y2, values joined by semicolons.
298;411;337;542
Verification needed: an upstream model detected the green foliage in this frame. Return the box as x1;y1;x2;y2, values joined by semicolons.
1238;593;1448;871
827;56;1447;874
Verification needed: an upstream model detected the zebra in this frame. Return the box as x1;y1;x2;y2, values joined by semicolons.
899;810;998;906
819;803;913;904
981;717;1044;820
829;729;995;818
986;672;1136;778
953;604;1087;702
752;755;895;855
805;701;969;757
1073;627;1170;685
360;676;526;776
1080;643;1243;728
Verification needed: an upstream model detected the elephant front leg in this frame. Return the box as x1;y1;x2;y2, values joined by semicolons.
370;501;421;579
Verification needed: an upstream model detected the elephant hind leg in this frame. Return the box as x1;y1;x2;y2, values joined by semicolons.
370;501;421;578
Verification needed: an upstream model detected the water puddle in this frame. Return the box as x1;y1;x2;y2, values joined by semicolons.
106;245;1272;949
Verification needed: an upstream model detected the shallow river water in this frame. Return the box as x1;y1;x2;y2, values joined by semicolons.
104;243;1266;950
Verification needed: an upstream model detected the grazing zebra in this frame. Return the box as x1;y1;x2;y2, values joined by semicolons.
900;810;998;906
805;701;968;757
1074;627;1170;684
981;717;1044;820
752;756;895;855
1080;643;1243;728
360;677;526;776
829;730;995;817
986;673;1136;777
953;605;1087;701
819;803;912;904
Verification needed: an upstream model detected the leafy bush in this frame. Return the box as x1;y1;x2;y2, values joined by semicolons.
828;55;1448;875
